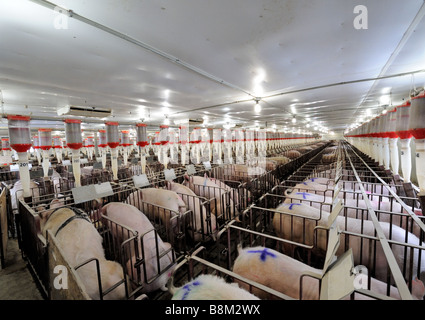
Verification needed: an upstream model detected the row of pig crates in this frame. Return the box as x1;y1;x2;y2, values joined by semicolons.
8;141;332;300
202;140;425;300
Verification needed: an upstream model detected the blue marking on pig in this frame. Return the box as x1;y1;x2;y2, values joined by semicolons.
302;182;308;185
181;280;201;300
247;248;276;262
280;203;301;210
288;203;301;210
309;178;317;182
296;192;310;199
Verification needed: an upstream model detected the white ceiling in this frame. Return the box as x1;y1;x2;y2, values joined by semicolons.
1;0;425;136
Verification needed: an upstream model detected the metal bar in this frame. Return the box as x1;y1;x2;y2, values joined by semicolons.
346;144;425;235
343;144;413;300
189;254;295;300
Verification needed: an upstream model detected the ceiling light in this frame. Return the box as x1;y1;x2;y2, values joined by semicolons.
292;116;296;124
164;115;170;125
254;99;262;113
380;95;390;106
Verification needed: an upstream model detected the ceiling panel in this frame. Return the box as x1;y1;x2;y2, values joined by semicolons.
0;0;424;137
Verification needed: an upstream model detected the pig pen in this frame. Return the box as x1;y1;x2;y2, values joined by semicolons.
13;141;353;300
269;142;425;299
15;180;194;300
195;140;425;300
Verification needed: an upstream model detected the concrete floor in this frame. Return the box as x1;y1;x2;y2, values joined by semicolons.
0;238;44;300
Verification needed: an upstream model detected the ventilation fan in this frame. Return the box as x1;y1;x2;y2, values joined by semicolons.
57;106;112;118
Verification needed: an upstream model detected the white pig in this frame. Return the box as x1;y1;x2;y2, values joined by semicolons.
208;176;253;210
166;181;217;241
39;202;126;300
285;188;425;238
303;177;335;186
101;202;175;293
232;246;425;300
300;179;395;197
126;188;187;241
183;174;239;220
272;202;425;282
267;156;291;165
285;150;301;159
170;274;260;300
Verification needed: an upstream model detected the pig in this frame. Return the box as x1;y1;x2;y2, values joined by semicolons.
285;150;301;159
300;179;395;198
267;156;290;165
286;187;424;238
322;153;337;164
183;174;239;220
272;202;425;282
39;201;126;300
170;274;260;300
232;246;425;300
101;202;175;293
208;177;252;211
165;181;217;242
296;146;313;154
303;177;335;186
126;188;187;241
266;159;279;171
221;164;266;181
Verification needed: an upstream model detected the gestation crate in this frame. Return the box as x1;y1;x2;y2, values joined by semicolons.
14;180;199;300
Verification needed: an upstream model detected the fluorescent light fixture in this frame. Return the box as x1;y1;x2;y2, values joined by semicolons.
380;95;390;106
254;100;262;113
164;116;170;125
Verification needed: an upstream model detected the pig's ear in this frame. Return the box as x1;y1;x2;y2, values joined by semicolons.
38;208;51;221
183;174;190;182
414;208;423;216
236;243;243;254
412;277;425;299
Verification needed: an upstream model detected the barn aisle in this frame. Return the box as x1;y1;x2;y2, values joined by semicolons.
0;239;43;300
